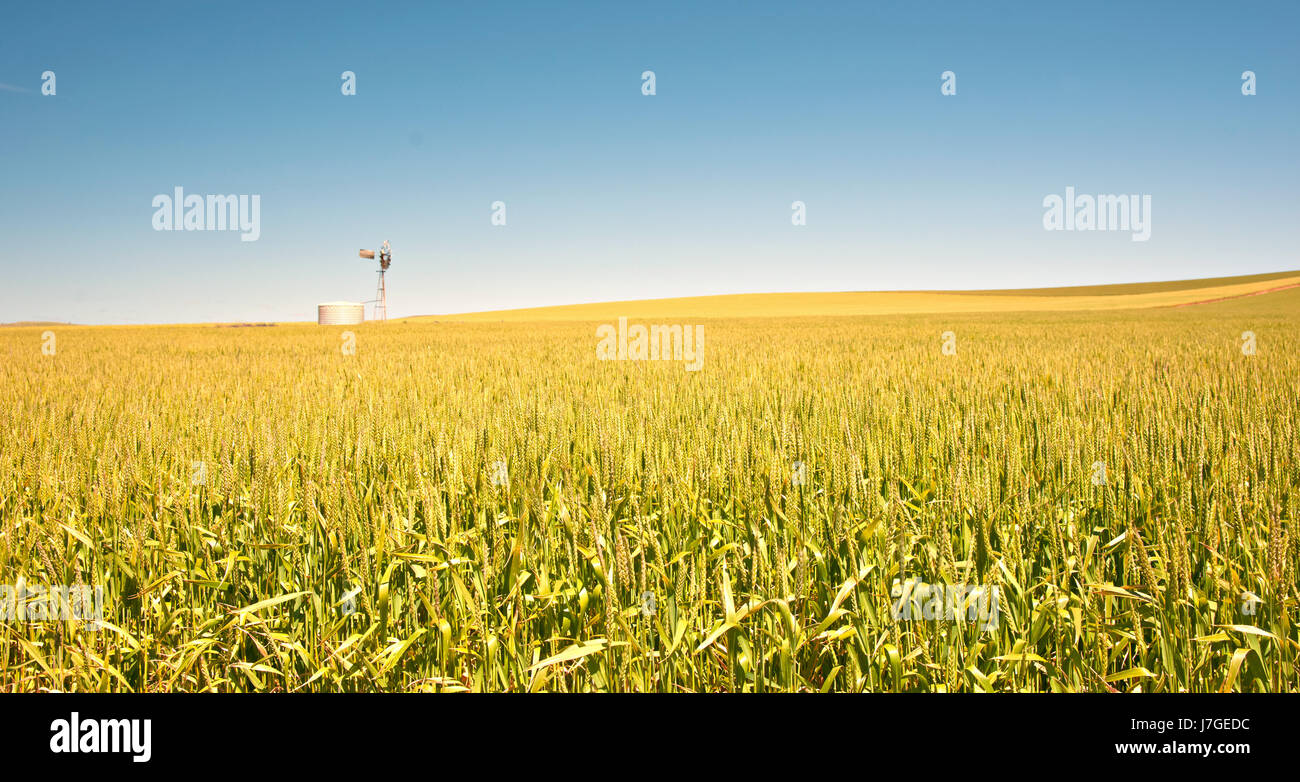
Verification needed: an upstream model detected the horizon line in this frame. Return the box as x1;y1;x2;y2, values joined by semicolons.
8;268;1298;328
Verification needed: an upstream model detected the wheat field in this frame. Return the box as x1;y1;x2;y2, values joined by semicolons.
1;280;1297;692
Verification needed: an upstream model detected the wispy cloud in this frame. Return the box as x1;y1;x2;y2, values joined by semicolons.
0;82;33;93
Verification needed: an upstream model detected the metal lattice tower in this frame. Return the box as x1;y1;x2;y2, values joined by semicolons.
360;240;392;322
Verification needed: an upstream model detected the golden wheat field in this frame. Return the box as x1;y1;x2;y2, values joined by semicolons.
1;278;1297;692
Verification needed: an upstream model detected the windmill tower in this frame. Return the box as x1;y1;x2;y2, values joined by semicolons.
359;240;392;322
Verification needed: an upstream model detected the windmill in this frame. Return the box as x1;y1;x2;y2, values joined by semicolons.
358;240;392;322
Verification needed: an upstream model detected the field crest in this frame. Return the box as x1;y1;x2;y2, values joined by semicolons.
418;271;1300;322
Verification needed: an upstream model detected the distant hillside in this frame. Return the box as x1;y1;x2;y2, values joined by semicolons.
414;271;1300;322
939;269;1300;297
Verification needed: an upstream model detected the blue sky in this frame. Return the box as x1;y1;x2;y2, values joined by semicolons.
1;1;1297;324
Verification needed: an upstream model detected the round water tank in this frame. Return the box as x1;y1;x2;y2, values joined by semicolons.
317;302;364;325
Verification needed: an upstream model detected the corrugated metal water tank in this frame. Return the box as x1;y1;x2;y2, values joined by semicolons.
317;302;364;325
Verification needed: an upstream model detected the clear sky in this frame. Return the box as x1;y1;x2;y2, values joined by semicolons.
2;1;1297;324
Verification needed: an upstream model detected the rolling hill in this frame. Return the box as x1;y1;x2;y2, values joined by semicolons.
413;271;1300;322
